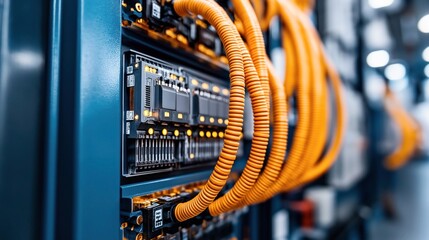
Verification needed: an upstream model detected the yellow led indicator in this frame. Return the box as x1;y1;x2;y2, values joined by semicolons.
219;132;224;138
187;129;192;136
225;119;229;125
177;113;183;119
222;89;230;96
199;116;205;122
212;131;218;138
190;153;195;159
143;110;149;117
219;56;228;64
164;111;170;118
134;114;139;120
162;129;168;136
199;131;204;137
218;118;223;124
165;29;177;39
135;3;142;12
209;117;215;123
174;130;180;137
206;131;211;138
191;79;199;86
148;128;154;135
144;66;150;72
196;19;207;29
212;86;220;93
179;76;184;82
202;82;209;90
177;34;188;45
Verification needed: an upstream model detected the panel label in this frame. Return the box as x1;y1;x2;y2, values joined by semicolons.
153;208;163;229
152;2;161;19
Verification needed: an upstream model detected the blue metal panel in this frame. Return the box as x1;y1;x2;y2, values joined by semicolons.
43;0;62;240
55;0;121;239
0;0;50;239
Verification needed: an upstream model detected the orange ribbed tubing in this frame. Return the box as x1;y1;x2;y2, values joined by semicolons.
278;2;346;190
216;0;289;210
292;0;315;13
173;0;246;222
173;0;270;221
232;0;270;107
253;0;277;30
384;89;419;170
209;0;270;216
285;48;346;190
281;1;330;191
243;0;328;204
237;57;288;207
283;30;297;98
255;0;313;202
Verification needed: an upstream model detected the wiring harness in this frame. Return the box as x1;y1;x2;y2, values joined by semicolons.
170;0;348;222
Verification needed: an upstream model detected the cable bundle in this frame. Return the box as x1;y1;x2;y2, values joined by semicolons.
171;0;347;221
384;88;420;170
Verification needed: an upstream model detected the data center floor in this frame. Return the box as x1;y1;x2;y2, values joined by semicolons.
369;158;429;240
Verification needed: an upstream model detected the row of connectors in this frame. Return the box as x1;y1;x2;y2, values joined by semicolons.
126;126;227;175
121;179;244;240
121;0;228;64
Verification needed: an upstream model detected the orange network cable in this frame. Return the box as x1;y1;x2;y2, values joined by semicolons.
208;0;271;216
280;1;328;191
291;2;329;184
251;0;265;26
172;0;245;222
229;0;322;208
223;0;288;209
283;30;297;98
252;0;314;203
243;0;344;200
237;57;288;207
232;0;270;108
252;0;277;31
282;0;346;190
291;0;315;13
247;0;344;196
173;0;270;221
284;49;346;190
384;89;419;170
254;0;330;200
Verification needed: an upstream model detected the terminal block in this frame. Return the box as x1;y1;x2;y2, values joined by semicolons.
123;50;233;177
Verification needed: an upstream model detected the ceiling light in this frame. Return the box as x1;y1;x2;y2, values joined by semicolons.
384;63;406;81
368;0;394;9
424;65;429;78
366;50;390;68
423;47;429;62
418;14;429;33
